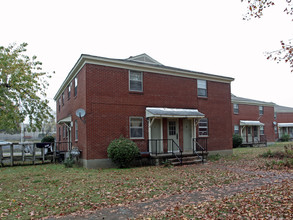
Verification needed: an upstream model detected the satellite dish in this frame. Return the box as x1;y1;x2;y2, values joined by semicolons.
76;108;86;118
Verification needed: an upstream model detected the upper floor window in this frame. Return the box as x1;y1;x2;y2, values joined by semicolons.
129;71;143;92
198;118;208;136
197;80;207;97
62;92;64;106
74;77;78;96
233;104;239;114
234;125;239;134
68;82;71;100
259;106;264;115
58;98;61;112
130;117;144;138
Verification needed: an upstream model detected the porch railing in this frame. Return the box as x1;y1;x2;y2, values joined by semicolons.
192;137;208;163
147;139;183;165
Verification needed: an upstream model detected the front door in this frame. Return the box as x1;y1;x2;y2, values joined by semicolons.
168;119;179;152
183;119;192;152
150;119;162;153
253;126;259;142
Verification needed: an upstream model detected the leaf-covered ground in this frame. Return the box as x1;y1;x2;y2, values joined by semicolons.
0;143;292;219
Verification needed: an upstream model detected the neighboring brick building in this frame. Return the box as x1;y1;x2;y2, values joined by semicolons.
274;105;293;140
231;94;275;145
54;54;234;168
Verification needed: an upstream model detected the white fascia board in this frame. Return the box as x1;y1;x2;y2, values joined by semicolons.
278;123;293;127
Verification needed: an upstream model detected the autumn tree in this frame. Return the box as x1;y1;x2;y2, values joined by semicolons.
242;0;293;72
0;43;53;133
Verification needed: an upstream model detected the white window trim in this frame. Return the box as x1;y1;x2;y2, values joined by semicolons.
129;70;143;92
198;118;208;137
75;120;78;141
233;104;239;114
197;79;207;97
129;117;144;139
234;125;239;134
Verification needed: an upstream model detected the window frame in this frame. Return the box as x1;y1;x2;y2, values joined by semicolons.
74;77;78;97
129;117;144;139
68;82;71;100
129;70;143;92
75;120;78;141
260;126;264;135
234;125;239;134
259;106;264;116
233;104;239;114
197;79;207;97
198;118;208;137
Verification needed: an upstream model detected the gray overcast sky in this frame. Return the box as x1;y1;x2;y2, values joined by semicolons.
1;0;293;110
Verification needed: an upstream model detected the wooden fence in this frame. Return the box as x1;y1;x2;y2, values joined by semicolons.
0;142;71;167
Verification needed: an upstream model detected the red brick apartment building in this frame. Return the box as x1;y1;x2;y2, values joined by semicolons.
275;105;293;140
54;54;234;168
232;95;293;145
231;94;275;145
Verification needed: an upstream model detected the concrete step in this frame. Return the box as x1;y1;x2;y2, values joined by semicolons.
168;156;204;166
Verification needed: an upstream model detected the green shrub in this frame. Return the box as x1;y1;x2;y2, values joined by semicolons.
107;137;139;168
41;135;55;143
64;156;74;168
280;134;290;142
232;134;243;148
208;153;221;161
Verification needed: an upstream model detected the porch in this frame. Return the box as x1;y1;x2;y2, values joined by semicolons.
145;107;208;165
240;120;267;147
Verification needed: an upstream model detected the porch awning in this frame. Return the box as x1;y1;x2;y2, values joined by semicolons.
240;120;264;126
278;123;293;127
146;107;204;118
57;115;72;124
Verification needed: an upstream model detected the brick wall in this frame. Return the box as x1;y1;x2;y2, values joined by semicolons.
231;104;275;142
57;63;233;160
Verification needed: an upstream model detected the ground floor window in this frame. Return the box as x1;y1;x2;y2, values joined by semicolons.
234;125;239;134
75;120;78;141
198;118;208;137
260;126;264;135
130;117;143;138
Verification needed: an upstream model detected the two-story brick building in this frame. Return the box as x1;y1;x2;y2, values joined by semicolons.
275;105;293;140
231;94;275;146
54;54;234;168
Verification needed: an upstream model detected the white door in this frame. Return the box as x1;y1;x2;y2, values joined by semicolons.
150;119;162;153
183;119;192;152
168;119;179;152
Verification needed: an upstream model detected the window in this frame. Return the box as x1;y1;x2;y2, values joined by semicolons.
59;127;61;141
62;92;64;105
197;80;207;97
233;104;239;114
259;106;264;115
198;118;208;136
68;83;71;100
129;71;143;92
58;99;61;112
260;126;264;135
234;125;239;134
274;111;277;119
247;127;251;135
74;77;78;96
169;121;176;135
63;125;66;139
274;126;278;134
75;120;78;141
130;117;143;138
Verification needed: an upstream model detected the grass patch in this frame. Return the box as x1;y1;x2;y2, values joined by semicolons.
0;142;292;219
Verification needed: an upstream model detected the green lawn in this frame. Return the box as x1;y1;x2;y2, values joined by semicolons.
0;142;292;219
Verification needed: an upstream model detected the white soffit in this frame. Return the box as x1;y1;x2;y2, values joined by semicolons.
240;120;264;126
57;116;72;124
146;107;205;118
278;123;293;127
